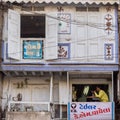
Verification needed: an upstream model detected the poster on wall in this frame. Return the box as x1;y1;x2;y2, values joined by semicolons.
104;43;113;60
58;13;71;34
58;43;70;59
70;102;114;120
23;40;42;59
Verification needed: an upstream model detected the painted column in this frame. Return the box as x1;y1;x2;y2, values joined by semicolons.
67;72;70;120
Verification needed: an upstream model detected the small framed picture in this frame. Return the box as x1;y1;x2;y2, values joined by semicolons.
104;43;113;60
58;43;70;59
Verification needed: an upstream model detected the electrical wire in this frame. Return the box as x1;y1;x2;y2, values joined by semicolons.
2;9;118;60
46;14;117;31
4;34;114;54
5;54;119;64
4;34;117;60
5;48;119;61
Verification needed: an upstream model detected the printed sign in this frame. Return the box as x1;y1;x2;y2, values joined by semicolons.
23;40;42;59
58;13;71;34
58;43;70;59
70;102;114;120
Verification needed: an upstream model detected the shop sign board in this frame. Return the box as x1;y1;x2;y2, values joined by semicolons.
69;102;114;120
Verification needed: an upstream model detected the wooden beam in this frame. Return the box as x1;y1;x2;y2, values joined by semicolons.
23;71;27;75
32;71;36;75
14;71;19;75
40;71;44;75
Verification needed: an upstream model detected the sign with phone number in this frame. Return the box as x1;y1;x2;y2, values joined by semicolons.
70;102;114;120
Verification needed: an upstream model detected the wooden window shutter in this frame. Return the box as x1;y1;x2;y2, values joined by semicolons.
8;9;20;60
44;13;58;60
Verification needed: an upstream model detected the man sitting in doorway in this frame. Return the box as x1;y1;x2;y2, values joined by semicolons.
91;86;109;102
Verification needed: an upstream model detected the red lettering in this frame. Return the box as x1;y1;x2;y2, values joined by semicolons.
86;112;91;116
72;107;111;119
73;114;79;119
92;111;99;115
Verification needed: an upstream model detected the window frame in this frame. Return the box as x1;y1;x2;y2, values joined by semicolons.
7;9;58;61
21;14;46;38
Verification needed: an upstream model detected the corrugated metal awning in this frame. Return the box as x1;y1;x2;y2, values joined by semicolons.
2;0;119;5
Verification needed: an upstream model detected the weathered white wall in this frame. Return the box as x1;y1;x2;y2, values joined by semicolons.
6;112;51;120
3;6;117;63
2;72;113;110
2;75;59;111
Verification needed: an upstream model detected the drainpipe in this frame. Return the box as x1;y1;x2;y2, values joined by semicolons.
50;72;53;104
112;72;114;102
67;72;70;120
67;72;70;102
49;72;54;119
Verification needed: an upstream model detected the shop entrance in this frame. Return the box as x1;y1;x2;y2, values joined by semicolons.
72;84;109;102
69;72;112;102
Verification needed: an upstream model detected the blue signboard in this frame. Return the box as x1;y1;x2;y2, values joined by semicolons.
23;40;43;59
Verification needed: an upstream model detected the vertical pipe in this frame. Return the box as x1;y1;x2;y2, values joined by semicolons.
112;71;114;102
112;72;115;120
117;72;119;99
49;72;53;112
67;72;70;120
50;72;53;103
67;72;70;102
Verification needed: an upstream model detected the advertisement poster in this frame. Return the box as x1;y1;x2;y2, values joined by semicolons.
58;43;70;59
23;40;42;59
70;102;114;120
58;13;71;34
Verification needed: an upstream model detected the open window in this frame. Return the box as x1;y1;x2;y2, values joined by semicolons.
7;9;58;61
8;9;20;60
44;14;58;60
21;15;45;38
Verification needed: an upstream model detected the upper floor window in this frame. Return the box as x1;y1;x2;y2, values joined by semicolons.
21;15;45;38
7;9;58;61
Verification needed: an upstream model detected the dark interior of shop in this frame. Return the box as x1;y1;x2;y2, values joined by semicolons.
72;84;109;102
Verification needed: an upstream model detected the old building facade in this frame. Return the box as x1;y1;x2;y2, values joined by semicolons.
0;0;119;120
